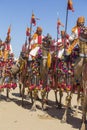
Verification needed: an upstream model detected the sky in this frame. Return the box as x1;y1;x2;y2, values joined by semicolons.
0;0;87;58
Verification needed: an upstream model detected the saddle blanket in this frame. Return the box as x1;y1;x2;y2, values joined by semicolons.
29;46;40;57
58;48;64;59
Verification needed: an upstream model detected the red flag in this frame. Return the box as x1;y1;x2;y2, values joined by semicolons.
31;13;36;26
36;17;40;20
67;0;74;12
57;19;64;27
57;19;64;34
7;25;11;35
26;27;30;36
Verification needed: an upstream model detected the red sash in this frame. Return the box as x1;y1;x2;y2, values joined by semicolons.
38;36;42;44
5;44;10;50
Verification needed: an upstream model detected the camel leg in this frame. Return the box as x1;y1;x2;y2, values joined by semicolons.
73;88;81;116
45;91;49;104
61;92;72;123
22;84;25;107
31;76;38;111
61;106;68;123
19;83;22;97
74;97;80;116
41;89;47;111
80;94;87;130
31;98;37;111
30;91;33;104
80;79;87;130
61;94;68;123
31;89;38;111
54;90;58;108
0;91;1;100
6;88;10;102
58;88;63;109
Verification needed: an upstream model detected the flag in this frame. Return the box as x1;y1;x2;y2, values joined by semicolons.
26;27;30;36
31;13;36;26
36;18;40;20
57;19;64;27
6;25;11;42
57;18;64;34
7;25;11;35
67;0;74;12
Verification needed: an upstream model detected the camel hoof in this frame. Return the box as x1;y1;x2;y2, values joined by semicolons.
19;93;22;97
73;112;78;117
31;107;36;111
58;103;62;109
42;106;48;111
6;98;11;102
80;122;86;130
55;103;58;108
61;118;66;123
36;96;40;101
26;95;30;100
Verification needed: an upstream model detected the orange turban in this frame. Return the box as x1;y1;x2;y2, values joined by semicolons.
77;16;85;23
36;26;42;32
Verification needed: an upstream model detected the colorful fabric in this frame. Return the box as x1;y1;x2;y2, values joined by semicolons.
67;39;79;55
38;36;42;44
47;52;51;68
67;0;74;12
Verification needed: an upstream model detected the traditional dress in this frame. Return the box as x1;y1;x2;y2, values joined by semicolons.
69;16;86;80
57;37;70;59
29;32;44;60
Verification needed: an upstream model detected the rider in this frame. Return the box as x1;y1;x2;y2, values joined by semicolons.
29;26;44;59
69;16;85;42
67;16;85;59
57;30;70;59
69;16;85;79
3;32;13;62
30;26;44;48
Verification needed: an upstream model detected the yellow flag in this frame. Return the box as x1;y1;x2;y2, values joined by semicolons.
47;52;51;68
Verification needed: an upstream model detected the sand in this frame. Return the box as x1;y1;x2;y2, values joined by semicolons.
0;87;82;130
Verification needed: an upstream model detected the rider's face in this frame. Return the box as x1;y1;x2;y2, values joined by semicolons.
38;30;42;36
77;22;84;27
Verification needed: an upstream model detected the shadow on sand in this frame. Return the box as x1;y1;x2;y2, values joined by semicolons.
1;92;87;130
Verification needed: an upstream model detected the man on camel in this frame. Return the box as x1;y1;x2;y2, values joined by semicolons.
68;16;86;79
57;30;70;60
29;26;44;60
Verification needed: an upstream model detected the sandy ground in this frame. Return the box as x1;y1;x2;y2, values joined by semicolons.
0;87;83;130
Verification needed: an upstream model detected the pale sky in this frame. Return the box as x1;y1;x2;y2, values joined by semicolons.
0;0;87;57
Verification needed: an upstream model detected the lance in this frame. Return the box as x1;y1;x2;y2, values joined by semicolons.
28;12;33;46
54;17;60;83
64;4;69;86
64;0;74;85
64;0;74;55
64;1;69;56
55;17;64;78
28;11;36;47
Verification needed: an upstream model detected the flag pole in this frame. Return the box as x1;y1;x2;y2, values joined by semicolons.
64;0;74;86
26;24;28;44
57;20;58;41
55;15;59;83
57;12;59;41
29;12;33;45
65;7;68;34
64;0;74;55
64;0;69;87
64;1;69;56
